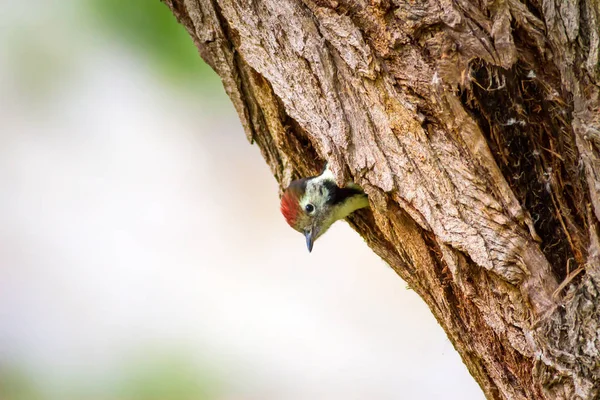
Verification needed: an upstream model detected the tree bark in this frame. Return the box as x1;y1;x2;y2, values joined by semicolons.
162;0;600;398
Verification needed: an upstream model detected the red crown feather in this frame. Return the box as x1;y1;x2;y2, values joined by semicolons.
281;179;307;228
280;189;301;227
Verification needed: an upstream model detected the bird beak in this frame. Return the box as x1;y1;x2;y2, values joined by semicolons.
305;230;314;253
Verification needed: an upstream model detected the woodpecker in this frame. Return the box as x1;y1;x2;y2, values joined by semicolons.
280;164;369;252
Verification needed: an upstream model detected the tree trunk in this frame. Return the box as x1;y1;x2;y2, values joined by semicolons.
163;0;600;398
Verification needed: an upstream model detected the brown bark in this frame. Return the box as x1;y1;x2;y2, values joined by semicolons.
162;0;600;398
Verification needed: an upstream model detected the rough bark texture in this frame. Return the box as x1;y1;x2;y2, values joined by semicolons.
163;0;600;398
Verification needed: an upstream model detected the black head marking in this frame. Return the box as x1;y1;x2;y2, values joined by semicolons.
322;180;364;206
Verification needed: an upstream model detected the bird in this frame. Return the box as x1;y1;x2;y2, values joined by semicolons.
280;163;369;252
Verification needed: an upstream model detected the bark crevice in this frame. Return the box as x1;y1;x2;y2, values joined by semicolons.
163;0;600;397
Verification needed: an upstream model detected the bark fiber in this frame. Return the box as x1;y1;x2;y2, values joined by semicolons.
163;0;600;398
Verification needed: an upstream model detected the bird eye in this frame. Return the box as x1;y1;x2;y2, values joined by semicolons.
305;203;315;214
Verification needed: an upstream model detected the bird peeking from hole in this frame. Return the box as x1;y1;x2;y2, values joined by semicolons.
280;163;369;252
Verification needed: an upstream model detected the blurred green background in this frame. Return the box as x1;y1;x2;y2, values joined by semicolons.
0;2;483;400
87;0;217;86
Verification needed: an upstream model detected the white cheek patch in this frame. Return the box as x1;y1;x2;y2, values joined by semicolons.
300;179;330;212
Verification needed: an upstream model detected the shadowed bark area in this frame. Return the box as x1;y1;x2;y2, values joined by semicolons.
162;0;600;398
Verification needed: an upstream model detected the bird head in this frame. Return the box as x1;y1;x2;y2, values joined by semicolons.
280;166;369;252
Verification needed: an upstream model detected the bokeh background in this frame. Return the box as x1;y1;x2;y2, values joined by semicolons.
0;1;484;399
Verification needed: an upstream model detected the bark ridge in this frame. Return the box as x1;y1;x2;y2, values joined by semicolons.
164;0;600;398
